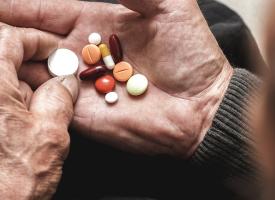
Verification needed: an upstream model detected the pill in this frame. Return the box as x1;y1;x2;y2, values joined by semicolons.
95;75;115;94
99;44;115;70
82;44;101;65
109;34;123;63
88;32;102;45
105;92;119;104
79;65;108;81
127;74;149;96
113;61;133;82
48;48;79;77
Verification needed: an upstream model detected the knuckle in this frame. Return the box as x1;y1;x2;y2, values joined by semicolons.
0;23;10;33
0;24;17;38
0;81;25;106
0;24;21;64
43;125;70;151
0;109;33;132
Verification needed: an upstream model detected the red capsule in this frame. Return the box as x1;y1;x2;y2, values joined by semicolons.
109;34;123;63
95;75;115;94
79;65;108;81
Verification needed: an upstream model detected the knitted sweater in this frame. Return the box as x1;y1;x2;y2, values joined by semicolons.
191;68;262;198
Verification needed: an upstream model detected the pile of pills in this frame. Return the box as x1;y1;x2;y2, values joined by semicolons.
47;32;149;104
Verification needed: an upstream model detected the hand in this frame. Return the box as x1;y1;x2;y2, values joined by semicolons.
0;0;233;157
0;23;78;199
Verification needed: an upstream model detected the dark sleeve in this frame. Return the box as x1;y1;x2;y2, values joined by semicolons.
190;68;262;197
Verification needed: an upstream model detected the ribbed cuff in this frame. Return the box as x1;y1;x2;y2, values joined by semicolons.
190;68;260;183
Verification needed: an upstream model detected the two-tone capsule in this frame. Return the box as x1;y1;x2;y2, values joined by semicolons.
99;44;115;70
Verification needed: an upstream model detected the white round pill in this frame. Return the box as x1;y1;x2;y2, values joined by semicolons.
48;48;79;77
126;74;149;96
88;32;102;45
105;92;119;104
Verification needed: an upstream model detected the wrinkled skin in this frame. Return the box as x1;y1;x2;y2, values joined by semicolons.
0;0;233;157
0;23;78;199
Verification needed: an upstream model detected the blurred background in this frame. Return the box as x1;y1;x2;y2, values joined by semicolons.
217;0;268;61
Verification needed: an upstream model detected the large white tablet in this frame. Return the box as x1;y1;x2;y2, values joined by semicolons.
48;48;79;77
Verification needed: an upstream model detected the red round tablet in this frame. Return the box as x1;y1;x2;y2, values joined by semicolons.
95;75;115;94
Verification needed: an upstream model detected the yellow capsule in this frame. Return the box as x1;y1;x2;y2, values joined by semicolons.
99;44;115;70
99;44;111;57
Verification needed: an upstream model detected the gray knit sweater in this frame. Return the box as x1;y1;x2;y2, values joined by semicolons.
191;68;261;194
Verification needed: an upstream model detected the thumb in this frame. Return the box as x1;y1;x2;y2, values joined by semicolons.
119;0;164;17
29;75;79;129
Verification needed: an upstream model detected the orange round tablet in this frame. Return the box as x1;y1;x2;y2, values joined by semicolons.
113;61;134;82
82;44;101;65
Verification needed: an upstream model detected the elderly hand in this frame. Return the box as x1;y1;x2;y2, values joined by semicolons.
0;0;232;157
0;23;78;199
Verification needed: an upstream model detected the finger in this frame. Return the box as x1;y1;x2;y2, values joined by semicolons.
21;28;61;61
19;62;51;90
119;0;165;16
30;75;79;128
30;75;78;162
0;0;84;35
19;81;33;109
0;24;60;88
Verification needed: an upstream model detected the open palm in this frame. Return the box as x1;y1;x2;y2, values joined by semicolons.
0;0;232;157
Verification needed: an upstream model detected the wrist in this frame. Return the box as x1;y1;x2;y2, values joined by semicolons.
188;61;234;156
190;68;261;187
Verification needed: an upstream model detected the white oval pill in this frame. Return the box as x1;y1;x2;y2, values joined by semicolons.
48;48;79;77
126;74;149;96
105;92;119;104
88;32;102;45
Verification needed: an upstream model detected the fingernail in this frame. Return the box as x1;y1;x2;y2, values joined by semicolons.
56;75;79;103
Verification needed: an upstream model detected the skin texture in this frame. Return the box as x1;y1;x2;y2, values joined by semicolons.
0;23;79;199
0;0;233;158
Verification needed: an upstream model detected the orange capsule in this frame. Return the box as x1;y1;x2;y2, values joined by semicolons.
113;61;133;82
82;44;101;65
